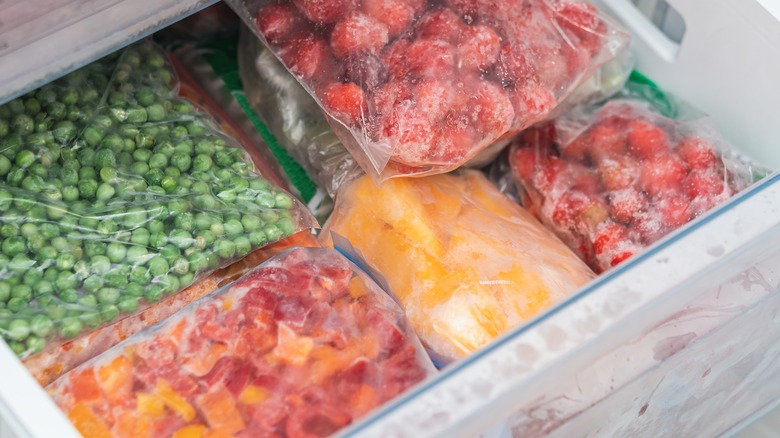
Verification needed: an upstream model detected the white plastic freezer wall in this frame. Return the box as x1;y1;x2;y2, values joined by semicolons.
2;1;780;438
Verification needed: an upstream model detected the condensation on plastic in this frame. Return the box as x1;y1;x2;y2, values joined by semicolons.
320;170;594;364
47;247;435;438
238;26;364;200
506;96;764;273
227;0;630;181
0;41;314;368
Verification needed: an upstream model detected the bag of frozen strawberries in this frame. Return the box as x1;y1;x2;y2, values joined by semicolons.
226;0;629;180
47;247;435;437
506;91;764;273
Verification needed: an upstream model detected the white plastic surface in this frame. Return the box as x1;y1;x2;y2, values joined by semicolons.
0;0;217;105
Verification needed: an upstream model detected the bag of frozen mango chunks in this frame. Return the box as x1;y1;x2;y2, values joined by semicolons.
320;171;594;364
47;247;435;437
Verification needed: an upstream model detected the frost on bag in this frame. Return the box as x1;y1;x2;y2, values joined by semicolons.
232;0;629;179
0;41;313;360
508;99;761;274
48;247;434;438
321;171;594;363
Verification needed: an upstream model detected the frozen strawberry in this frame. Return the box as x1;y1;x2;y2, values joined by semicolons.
535;48;570;89
371;80;412;118
362;0;415;38
560;137;588;162
684;169;729;200
628;119;670;159
533;155;567;195
609;187;647;224
381;39;411;80
630;210;668;245
444;0;480;21
294;0;356;24
331;11;390;59
430;123;478;164
591;220;629;256
285;406;352;438
597;156;639;191
414;79;454;121
676;136;719;170
549;190;587;228
510;146;544;181
280;35;334;82
457;25;501;71
570;169;602;195
587;123;626;162
415;8;465;43
343;52;387;91
553;1;605;56
496;44;535;84
509;83;555;126
321;82;367;126
387;107;438;163
656;191;693;228
461;80;514;138
639;152;688;198
407;39;457;79
256;3;303;45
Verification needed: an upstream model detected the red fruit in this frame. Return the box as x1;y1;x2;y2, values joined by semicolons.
587;123;626;162
656;191;693;228
510;146;544;182
236;325;277;357
256;3;303;45
415;8;465;43
407;39;457;79
684;169;728;200
444;0;480;20
639;153;689;197
597;156;639;191
553;1;605;56
570;169;602;195
202;320;233;343
676;136;719;170
458;25;501;71
372;80;412;119
362;0;415;37
413;79;454;122
274;295;316;330
331;11;390;59
560;137;588;162
322;82;367;126
609;187;647;224
223;360;254;397
630;210;668;245
628;119;670;159
280;35;334;82
535;48;570;89
294;0;356;24
592;220;629;255
496;44;535;84
533;155;566;195
343;52;387;91
386;107;437;163
509;84;555;126
381;39;411;80
430;124;477;164
285;406;352;438
461;81;514;138
550;190;605;229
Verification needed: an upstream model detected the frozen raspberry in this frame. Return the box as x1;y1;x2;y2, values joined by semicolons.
414;79;454;121
509;83;555;126
362;0;415;38
676;136;719;170
496;44;535;84
330;11;390;59
587;123;626;162
294;0;356;24
256;3;303;45
462;81;514;138
343;52;387;91
609;187;647;224
630;210;668;245
407;39;457;79
684;169;728;200
321;82;367;126
416;8;466;44
639;152;688;198
628;119;670;159
381;39;411;80
457;25;501;71
510;146;544;182
656;191;693;228
280;35;334;82
597;156;639;191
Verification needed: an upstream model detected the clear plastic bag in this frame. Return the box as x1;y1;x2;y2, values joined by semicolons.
47;247;435;438
0;41;314;363
321;171;594;364
506;96;763;273
227;0;630;180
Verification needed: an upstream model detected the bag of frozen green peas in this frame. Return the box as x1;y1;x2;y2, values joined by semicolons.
0;41;315;362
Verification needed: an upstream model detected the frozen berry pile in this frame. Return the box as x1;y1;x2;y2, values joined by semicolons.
509;101;754;273
254;0;626;177
48;247;432;437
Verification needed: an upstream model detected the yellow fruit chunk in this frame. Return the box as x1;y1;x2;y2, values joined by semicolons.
238;385;269;405
497;266;552;322
196;386;246;434
137;393;165;417
273;323;314;366
97;355;132;404
68;403;112;438
172;424;207;438
156;379;196;422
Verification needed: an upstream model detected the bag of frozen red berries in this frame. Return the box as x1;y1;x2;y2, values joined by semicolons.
225;0;630;180
47;246;435;437
505;82;766;274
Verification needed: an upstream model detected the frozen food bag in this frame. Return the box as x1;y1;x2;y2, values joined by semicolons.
47;247;435;438
0;41;314;364
227;0;630;180
507;97;762;273
320;171;594;363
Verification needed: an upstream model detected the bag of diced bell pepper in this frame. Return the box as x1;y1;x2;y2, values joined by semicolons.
321;171;594;364
0;41;314;372
506;92;763;273
227;0;630;180
47;246;435;438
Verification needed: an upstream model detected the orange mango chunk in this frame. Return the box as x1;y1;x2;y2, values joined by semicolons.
238;385;269;405
137;392;166;417
68;403;111;438
196;386;246;434
273;323;314;366
69;370;103;404
186;343;228;376
172;424;207;438
157;379;196;421
97;355;133;404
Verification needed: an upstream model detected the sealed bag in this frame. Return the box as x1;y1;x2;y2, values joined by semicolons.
507;97;761;273
228;0;629;180
321;171;594;363
0;41;313;364
48;247;434;438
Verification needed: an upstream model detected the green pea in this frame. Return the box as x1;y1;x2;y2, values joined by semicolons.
263;224;282;242
149;232;167;249
178;273;194;289
97;288;120;305
34;280;54;297
174;214;194;232
0;282;10;302
117;296;139;313
82;275;104;292
198;230;216;247
223;219;244;236
277;218;295;236
10;283;32;301
62;186;79;202
144;284;164;302
147;219;164;234
255;192;275;208
248;230;267;247
15;150;36;168
78;294;98;308
0;156;12;175
130;228;150;246
25;336;45;354
90;255;112;274
167;199;190;216
22;268;43;285
96;219;117;236
78;179;98;199
172;257;189;275
147;256;170;276
215;239;236;259
160;176;177;192
126;246;150;265
30;315;52;338
169;230;194;249
9;254;35;273
0;190;12;210
60;318;83;339
0;223;19;238
100;167;119;183
106;243;127;263
126;106;148;124
55;273;78;292
192;154;213;172
123;207;148;229
191;181;210;195
83;126;105;146
144;168;164;186
3;237;26;256
170;152;191;172
7;319;30;341
6;297;26;313
147;104;166;122
96;182;115;201
149;153;168;169
125;282;144;297
234;236;251;258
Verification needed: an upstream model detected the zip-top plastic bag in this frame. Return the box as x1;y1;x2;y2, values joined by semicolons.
506;89;763;273
47;247;435;438
0;41;314;365
227;0;629;180
321;171;594;364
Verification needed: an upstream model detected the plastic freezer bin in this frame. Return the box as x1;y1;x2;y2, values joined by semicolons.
2;0;780;437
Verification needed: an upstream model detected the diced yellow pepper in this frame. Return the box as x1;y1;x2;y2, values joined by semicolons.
156;379;196;422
